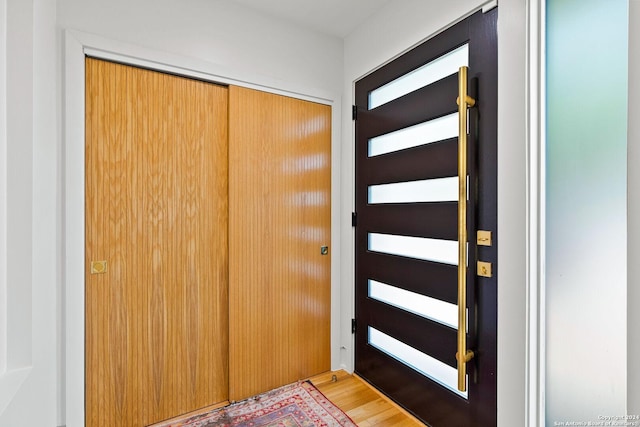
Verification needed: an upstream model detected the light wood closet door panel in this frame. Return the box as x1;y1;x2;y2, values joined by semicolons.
228;86;332;401
85;58;229;427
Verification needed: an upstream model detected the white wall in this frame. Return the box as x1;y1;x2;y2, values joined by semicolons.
628;0;640;416
6;0;34;375
57;0;343;96
342;1;528;425
496;2;528;423
0;0;7;381
0;0;58;426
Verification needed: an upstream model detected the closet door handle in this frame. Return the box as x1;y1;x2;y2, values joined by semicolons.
90;260;108;274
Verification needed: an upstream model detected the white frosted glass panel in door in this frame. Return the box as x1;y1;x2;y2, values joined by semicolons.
368;176;458;204
368;113;458;157
368;327;467;398
368;233;458;265
368;280;458;329
368;44;469;109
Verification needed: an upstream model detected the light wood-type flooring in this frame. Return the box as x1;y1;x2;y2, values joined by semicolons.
151;370;424;426
310;370;424;426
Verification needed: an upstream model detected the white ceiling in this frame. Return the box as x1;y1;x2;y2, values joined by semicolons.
227;0;394;38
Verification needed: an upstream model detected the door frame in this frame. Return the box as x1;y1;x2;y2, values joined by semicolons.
525;1;546;425
63;30;342;427
344;1;546;426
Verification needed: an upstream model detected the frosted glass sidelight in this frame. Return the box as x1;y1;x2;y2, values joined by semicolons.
368;45;469;109
368;176;458;204
369;327;468;398
368;233;458;265
368;113;458;157
368;279;458;329
545;0;628;423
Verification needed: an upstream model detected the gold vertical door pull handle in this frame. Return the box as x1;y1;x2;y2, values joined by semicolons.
456;66;475;392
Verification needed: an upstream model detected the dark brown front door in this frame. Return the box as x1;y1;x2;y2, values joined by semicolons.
354;9;497;427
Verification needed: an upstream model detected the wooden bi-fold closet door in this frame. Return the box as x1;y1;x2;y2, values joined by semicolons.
228;86;332;401
85;58;229;427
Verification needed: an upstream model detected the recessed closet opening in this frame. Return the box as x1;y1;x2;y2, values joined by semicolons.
64;32;341;427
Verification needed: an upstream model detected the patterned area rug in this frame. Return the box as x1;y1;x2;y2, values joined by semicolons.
156;381;357;427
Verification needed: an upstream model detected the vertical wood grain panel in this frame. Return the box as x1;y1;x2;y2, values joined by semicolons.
228;86;332;401
85;58;229;427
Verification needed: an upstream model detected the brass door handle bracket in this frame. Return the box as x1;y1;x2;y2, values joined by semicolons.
456;95;476;107
456;350;475;363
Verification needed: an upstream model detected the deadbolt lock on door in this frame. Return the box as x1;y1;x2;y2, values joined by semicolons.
477;230;492;246
320;246;329;255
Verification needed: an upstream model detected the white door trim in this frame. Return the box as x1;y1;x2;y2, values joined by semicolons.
525;0;545;425
63;29;342;426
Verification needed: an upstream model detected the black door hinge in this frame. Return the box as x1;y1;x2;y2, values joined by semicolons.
351;212;357;227
351;318;357;334
352;105;358;121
